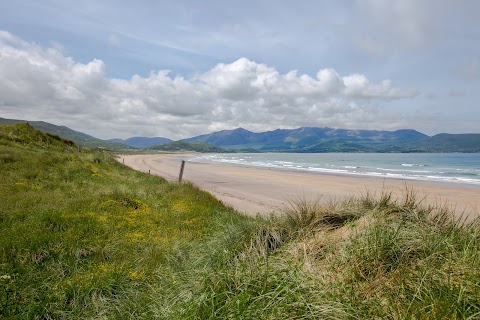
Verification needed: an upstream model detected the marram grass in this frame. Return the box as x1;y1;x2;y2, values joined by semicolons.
0;123;257;319
1;123;480;319
189;192;480;319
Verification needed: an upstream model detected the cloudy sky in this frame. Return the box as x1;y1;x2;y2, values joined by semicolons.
0;0;479;139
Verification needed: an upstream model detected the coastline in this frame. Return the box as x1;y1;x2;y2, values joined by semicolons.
121;153;480;219
190;152;480;189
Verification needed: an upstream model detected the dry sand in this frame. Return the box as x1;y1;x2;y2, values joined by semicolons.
121;153;479;219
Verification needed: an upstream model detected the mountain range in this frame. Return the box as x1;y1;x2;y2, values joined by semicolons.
184;127;427;152
1;117;479;152
183;127;480;152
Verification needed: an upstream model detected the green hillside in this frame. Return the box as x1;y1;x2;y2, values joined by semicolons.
0;123;256;318
406;133;480;152
148;140;227;152
0;117;129;150
108;136;172;148
0;123;76;151
2;123;479;318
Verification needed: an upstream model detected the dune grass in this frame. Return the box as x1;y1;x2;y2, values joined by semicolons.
1;123;479;319
0;124;259;318
190;192;480;319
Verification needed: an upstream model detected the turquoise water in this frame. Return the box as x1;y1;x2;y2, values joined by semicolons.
191;153;480;187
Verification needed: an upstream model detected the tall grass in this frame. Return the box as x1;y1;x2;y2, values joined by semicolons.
188;191;480;319
2;123;479;319
0;124;259;318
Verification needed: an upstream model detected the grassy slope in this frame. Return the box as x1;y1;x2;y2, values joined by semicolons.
0;117;129;150
0;124;258;318
2;123;479;319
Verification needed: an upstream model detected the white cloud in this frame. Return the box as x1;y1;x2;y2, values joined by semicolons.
0;31;418;139
343;74;417;99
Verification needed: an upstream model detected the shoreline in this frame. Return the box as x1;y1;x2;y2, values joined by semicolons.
121;153;479;219
189;156;480;190
189;153;480;189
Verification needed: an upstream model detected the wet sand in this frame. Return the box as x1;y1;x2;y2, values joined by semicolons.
121;153;479;219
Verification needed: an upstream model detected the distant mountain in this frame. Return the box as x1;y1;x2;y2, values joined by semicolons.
2;116;478;153
148;140;227;153
0;117;129;150
405;134;480;152
185;127;254;146
184;127;430;152
108;136;172;149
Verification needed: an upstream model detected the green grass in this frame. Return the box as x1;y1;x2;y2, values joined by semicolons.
190;193;480;319
0;124;258;318
1;123;479;319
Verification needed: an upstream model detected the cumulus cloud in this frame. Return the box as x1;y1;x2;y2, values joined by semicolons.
0;31;417;139
343;74;417;99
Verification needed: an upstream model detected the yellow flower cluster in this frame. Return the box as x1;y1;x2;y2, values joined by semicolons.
128;271;144;280
14;180;43;190
86;163;103;177
171;200;192;214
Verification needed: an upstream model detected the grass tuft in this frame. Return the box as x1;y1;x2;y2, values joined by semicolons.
284;196;361;235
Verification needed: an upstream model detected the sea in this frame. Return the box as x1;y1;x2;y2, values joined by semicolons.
190;153;480;187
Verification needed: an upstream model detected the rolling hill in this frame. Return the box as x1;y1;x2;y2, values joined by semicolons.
148;140;226;152
108;136;172;148
405;133;480;152
0;117;129;150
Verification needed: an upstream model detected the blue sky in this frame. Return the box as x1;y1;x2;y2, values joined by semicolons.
0;0;479;139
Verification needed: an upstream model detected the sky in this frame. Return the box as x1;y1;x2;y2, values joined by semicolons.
0;0;479;140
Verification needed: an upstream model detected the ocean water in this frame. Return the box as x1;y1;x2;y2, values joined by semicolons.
190;153;480;187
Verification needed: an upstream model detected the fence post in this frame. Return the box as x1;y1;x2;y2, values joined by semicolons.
178;160;186;183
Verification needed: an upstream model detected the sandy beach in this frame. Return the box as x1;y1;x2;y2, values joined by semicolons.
121;153;479;219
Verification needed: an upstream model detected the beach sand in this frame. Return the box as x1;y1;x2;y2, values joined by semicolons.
121;153;479;220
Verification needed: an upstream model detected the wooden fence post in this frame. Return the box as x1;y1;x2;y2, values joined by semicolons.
178;160;186;183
